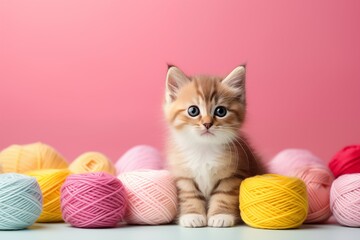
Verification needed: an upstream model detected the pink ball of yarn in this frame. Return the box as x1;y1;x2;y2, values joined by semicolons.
118;170;177;225
268;149;334;223
268;149;324;172
61;172;127;228
115;145;163;174
330;174;360;227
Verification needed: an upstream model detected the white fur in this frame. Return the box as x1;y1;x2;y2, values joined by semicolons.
172;128;226;199
179;214;207;227
208;214;235;227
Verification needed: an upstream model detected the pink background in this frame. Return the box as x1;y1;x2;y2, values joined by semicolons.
1;0;359;163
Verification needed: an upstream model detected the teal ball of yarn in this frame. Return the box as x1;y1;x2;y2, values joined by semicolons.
0;173;43;230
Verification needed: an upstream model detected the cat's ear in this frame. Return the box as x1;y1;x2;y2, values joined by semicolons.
165;65;191;103
222;65;246;104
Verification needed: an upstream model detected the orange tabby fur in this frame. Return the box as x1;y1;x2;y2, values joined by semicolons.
164;65;264;228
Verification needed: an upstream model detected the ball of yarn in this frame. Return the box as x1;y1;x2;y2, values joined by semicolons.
61;172;127;228
0;142;68;173
240;174;308;229
330;173;360;227
0;173;43;230
115;145;163;174
118;170;177;225
329;145;360;178
268;149;333;223
27;168;70;222
69;152;116;175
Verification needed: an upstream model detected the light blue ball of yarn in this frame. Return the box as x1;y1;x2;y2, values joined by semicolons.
0;173;43;230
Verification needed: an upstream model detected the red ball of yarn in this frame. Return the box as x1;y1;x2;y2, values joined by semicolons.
329;145;360;178
61;172;127;228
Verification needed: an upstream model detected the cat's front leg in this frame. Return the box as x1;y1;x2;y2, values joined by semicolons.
207;177;243;227
176;177;207;227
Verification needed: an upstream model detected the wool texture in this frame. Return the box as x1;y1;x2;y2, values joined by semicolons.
329;145;360;178
118;170;177;225
115;145;163;174
240;174;308;229
61;172;127;228
330;173;360;227
27;168;70;222
268;149;333;223
70;152;116;175
0;173;43;230
0;142;68;173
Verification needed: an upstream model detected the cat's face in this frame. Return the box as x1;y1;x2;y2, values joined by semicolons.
164;66;246;145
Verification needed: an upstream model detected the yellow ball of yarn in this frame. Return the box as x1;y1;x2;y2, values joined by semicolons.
240;174;308;229
27;168;70;222
0;142;68;173
69;152;116;175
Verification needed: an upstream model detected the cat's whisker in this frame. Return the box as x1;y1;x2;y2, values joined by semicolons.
221;133;241;171
223;139;234;169
232;137;251;171
236;136;262;171
216;126;241;130
228;136;239;170
236;136;257;158
218;129;251;170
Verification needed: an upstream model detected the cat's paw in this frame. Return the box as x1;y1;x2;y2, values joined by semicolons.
208;214;235;227
179;214;207;228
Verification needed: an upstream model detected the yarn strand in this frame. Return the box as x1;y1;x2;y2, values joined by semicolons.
0;173;43;230
240;174;308;229
61;172;127;228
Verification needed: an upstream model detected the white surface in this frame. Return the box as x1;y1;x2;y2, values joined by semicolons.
0;222;359;240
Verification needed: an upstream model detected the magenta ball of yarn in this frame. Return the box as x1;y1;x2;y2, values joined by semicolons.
115;145;163;174
268;149;334;223
118;170;177;225
61;172;127;228
330;174;360;227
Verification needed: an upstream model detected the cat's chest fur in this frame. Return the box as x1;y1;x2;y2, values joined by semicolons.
181;144;225;199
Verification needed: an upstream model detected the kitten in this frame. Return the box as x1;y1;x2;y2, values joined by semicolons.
163;65;265;228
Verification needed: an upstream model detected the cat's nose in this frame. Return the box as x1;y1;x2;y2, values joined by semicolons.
203;123;213;129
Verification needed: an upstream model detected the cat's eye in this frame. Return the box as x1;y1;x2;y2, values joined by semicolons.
188;105;200;117
214;106;227;117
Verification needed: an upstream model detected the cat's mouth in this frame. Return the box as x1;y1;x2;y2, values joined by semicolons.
201;130;215;136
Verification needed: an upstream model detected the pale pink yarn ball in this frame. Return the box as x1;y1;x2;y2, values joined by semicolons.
268;149;334;223
268;149;324;172
330;174;360;227
118;170;177;225
115;145;163;174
